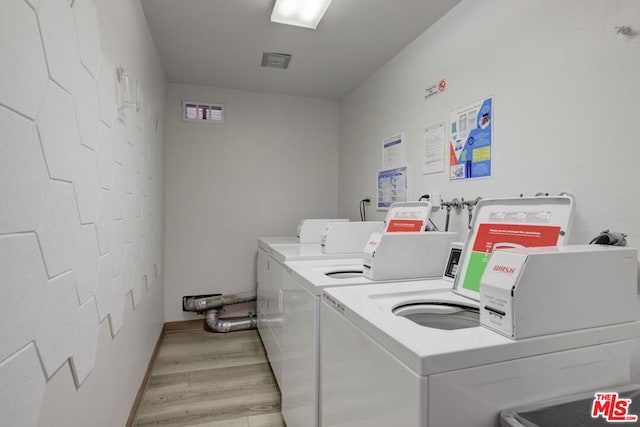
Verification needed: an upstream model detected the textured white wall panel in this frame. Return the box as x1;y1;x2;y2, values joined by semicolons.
95;189;114;254
0;0;48;119
1;0;165;423
0;234;47;362
111;162;126;219
70;298;100;386
74;66;101;149
95;123;115;189
35;272;78;378
95;254;113;322
140;236;151;290
73;146;101;224
108;274;126;337
95;56;117;127
36;0;81;93
124;142;135;193
132;220;141;261
0;107;49;234
26;0;41;10
36;82;82;182
36;181;81;277
0;344;47;427
133;136;145;174
72;224;100;304
131;262;144;307
133;170;142;200
123;193;135;243
136;103;145;132
111;117;127;165
110;219;125;277
72;0;101;77
142;196;152;236
122;242;134;294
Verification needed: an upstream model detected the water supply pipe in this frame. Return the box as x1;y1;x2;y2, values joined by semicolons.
462;197;482;227
441;198;462;231
205;309;257;333
184;291;256;312
184;290;257;332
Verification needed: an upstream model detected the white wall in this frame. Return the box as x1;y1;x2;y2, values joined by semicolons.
0;0;166;425
338;0;640;247
164;84;339;321
337;0;640;376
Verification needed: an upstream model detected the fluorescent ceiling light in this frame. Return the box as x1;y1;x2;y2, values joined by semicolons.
270;0;333;29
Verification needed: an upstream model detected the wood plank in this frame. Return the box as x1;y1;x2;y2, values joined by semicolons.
186;417;250;427
134;387;280;426
247;413;286;427
133;329;282;426
164;319;205;333
153;345;267;375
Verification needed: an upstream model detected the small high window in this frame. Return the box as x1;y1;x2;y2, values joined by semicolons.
183;101;224;123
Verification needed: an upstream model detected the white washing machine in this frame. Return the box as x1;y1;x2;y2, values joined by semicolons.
257;203;433;387
257;221;384;387
257;220;348;379
320;278;639;427
279;236;460;427
319;196;640;426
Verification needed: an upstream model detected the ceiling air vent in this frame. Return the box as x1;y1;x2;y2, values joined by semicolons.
261;52;291;69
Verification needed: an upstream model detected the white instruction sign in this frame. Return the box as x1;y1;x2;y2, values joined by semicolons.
377;165;408;210
382;133;403;169
423;123;445;175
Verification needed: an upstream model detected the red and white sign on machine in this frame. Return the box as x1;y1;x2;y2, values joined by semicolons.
384;202;432;232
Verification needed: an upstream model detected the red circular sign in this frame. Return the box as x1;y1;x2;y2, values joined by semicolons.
438;79;446;92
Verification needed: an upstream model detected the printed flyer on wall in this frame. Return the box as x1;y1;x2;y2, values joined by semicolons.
461;223;561;293
449;96;493;181
377;166;408;210
382;133;403;169
423;123;445;175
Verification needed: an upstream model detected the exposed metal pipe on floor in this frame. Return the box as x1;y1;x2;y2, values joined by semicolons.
205;309;257;333
184;291;256;312
184;290;257;333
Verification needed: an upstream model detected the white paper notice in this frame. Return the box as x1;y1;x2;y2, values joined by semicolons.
377;166;408;210
423;123;445;175
382;133;403;169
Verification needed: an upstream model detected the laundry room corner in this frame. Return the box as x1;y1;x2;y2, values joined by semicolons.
163;83;340;322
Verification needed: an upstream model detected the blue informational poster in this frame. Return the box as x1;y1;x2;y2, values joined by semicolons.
377;166;408;210
449;96;493;181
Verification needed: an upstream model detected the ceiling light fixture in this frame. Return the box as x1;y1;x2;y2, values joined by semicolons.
270;0;333;30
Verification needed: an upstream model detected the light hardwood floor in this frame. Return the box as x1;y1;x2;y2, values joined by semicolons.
133;328;285;427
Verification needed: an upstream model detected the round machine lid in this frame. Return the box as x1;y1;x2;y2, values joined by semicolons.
393;302;479;330
324;270;364;279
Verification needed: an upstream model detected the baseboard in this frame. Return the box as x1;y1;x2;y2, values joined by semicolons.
125;325;165;427
163;318;205;333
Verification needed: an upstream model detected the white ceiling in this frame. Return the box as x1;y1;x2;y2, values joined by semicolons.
141;0;462;100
